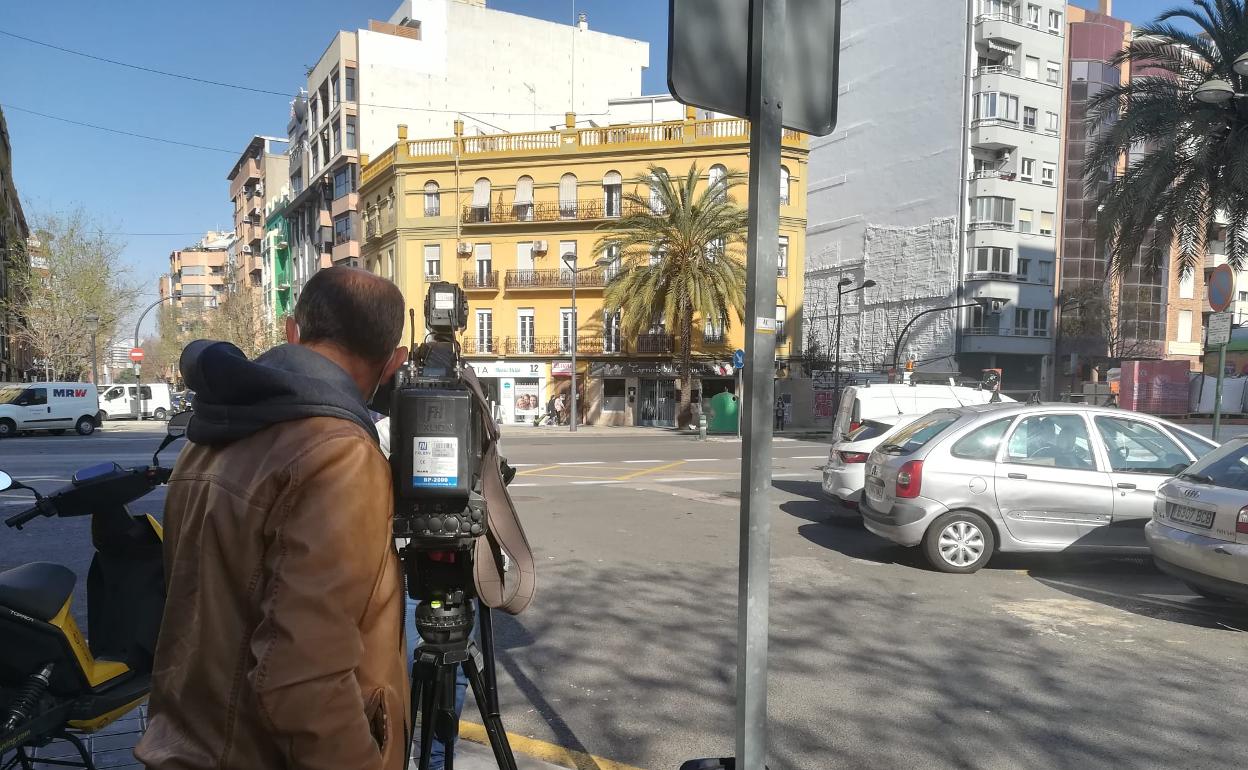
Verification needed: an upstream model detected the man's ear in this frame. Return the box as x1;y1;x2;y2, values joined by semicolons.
383;346;408;381
285;316;299;344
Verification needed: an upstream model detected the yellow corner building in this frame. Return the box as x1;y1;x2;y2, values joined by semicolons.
360;107;807;427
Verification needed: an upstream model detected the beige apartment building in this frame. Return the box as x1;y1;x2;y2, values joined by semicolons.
164;231;233;311
226;136;289;297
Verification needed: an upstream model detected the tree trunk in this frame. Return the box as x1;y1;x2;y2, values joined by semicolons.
678;305;694;428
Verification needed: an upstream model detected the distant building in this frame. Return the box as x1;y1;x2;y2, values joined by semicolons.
163;231;234;314
278;0;650;299
0;105;30;381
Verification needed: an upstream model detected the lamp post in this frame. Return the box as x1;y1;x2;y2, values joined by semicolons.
132;290;181;420
891;301;985;380
85;314;100;387
561;251;613;432
834;278;875;409
1193;56;1248;104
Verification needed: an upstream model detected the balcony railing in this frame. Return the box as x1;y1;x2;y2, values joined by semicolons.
462;198;646;225
505;336;562;355
964;326;1003;336
636;333;674;354
462;337;499;355
505;269;607;289
974;64;1021;77
702;331;729;347
969;170;1016;181
462;270;500;290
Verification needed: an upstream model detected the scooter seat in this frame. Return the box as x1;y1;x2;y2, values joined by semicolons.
0;562;76;621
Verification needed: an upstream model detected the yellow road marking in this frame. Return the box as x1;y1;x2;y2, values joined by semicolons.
459;721;647;770
516;472;624;480
614;459;687;481
517;465;562;476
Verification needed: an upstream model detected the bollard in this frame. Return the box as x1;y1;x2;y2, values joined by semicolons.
698;413;708;441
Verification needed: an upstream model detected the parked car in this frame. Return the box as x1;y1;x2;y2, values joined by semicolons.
832;383;1013;442
171;389;195;414
860;403;1219;573
1146;438;1248;602
0;382;102;437
823;413;924;509
99;383;173;420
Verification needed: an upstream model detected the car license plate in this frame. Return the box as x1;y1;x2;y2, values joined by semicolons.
1166;503;1215;529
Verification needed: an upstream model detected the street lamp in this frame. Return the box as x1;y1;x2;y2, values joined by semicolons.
1234;52;1248;78
85;314;100;387
561;251;613;432
132;290;182;420
891;301;987;381
834;278;875;407
1194;78;1238;104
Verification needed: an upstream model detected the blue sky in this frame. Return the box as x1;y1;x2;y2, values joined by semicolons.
0;0;1189;335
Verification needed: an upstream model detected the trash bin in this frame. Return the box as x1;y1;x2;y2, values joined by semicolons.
707;391;739;434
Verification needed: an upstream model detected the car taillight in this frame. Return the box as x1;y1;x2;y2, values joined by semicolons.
896;460;924;499
839;451;869;464
1237;506;1248;535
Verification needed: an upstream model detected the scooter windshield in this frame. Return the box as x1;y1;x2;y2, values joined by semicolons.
72;462;123;485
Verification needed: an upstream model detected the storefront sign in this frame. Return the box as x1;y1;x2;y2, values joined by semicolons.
551;362;574;376
589;361;732;378
513;378;542;422
469;361;544;378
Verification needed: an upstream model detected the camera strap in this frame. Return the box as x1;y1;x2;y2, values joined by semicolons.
460;366;536;615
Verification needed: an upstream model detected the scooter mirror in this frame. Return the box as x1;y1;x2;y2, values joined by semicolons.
0;470;11;492
166;411;191;439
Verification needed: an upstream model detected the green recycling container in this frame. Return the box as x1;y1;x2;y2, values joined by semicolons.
707;391;740;433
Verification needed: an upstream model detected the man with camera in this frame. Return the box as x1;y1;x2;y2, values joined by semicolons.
136;267;411;770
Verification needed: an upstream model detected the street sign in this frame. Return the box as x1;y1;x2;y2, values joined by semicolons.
1208;312;1234;346
668;0;842;136
733;349;746;369
129;347;144;363
1209;264;1236;313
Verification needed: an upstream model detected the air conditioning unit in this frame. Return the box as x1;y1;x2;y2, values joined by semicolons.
532;240;549;254
242;245;253;254
255;183;265;197
456;242;473;256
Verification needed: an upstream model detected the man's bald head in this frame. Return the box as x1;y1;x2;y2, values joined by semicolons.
291;267;405;364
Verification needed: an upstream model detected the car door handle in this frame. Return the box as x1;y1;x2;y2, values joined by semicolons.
1116;483;1137;490
1008;472;1027;479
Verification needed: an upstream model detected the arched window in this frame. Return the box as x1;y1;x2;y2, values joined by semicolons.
602;171;622;217
471;178;491;222
649;170;666;214
424;181;440;216
708;164;727;202
780;166;791;205
559;173;578;219
513;175;534;221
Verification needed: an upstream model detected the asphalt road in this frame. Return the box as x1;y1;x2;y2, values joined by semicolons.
2;422;1246;770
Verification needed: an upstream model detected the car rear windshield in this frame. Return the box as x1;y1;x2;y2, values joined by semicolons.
1181;440;1248;491
877;413;959;455
847;419;899;442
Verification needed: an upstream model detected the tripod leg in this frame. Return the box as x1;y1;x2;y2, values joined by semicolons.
417;660;441;770
478;604;503;715
438;665;460;770
463;655;518;770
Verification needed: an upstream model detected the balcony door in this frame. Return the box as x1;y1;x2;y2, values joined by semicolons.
517;309;535;354
475;244;492;284
560;308;577;354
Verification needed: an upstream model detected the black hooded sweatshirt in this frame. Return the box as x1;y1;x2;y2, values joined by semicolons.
179;340;378;446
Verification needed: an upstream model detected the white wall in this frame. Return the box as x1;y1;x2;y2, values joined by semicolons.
357;0;650;155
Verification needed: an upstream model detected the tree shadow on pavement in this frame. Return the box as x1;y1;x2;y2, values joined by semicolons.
485;555;1247;770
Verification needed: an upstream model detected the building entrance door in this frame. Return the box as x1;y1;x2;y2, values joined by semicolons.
638;378;676;427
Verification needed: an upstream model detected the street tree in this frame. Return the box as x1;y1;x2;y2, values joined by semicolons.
1087;0;1248;277
594;164;748;427
2;210;140;380
204;288;280;360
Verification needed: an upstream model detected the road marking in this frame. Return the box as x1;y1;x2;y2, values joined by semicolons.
459;720;645;770
517;464;562;476
622;459;663;464
788;455;827;459
615;459;687;481
508;483;537;488
685;458;720;462
559;461;604;466
571;480;624;485
1038;578;1246;624
654;476;722;482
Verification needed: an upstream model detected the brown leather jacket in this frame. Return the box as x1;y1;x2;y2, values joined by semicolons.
135;416;409;770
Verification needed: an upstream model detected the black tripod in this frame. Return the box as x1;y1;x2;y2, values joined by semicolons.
409;596;519;770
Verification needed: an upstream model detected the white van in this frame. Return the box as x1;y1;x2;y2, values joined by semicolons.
99;383;173;421
0;382;102;437
832;383;1014;441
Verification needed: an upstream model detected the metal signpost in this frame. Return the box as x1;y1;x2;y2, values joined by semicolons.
1208;265;1235;441
670;2;841;766
734;348;746;437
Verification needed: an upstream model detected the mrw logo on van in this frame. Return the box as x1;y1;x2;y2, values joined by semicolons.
52;388;88;398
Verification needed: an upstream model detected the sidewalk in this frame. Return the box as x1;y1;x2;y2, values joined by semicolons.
500;422;832;442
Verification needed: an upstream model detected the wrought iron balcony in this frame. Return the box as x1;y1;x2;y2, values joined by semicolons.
636;333;674;354
461;198;647;225
461;270;500;290
462;337;499;355
504;336;562;355
505;269;607;289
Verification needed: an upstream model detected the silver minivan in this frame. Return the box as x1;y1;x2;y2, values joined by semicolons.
860;404;1218;573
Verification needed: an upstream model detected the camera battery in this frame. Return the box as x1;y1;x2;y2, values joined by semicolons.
392;385;473;510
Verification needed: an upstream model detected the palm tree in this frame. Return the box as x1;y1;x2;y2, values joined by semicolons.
594;164;748;427
1087;0;1248;278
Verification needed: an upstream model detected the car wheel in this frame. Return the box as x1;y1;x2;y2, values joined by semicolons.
154;407;168;420
922;511;995;574
75;416;96;436
0;418;15;438
49;429;67;436
1185;582;1231;603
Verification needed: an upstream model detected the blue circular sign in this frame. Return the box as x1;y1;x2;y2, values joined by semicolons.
733;349;746;369
1209;264;1236;312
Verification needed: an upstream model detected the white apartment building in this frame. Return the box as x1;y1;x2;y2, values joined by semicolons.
805;0;1066;393
280;0;650;299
